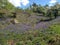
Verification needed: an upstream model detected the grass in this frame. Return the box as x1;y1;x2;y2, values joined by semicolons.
49;23;60;34
0;23;60;45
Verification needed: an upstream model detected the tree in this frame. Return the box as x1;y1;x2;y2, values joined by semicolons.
0;0;16;12
0;0;17;18
37;5;45;14
44;4;49;16
0;0;7;9
53;9;58;18
47;9;53;19
31;3;38;12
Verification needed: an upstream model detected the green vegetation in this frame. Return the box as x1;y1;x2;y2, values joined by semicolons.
0;0;60;21
0;0;60;45
49;23;60;34
0;23;60;45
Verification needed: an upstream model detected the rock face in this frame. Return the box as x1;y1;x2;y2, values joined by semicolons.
10;19;19;24
14;19;19;24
